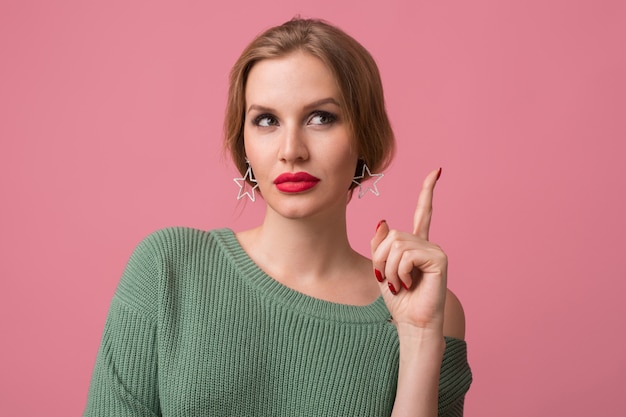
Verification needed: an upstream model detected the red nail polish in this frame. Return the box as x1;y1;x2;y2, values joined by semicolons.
374;269;384;282
436;167;442;181
388;282;397;295
376;219;386;232
400;280;409;290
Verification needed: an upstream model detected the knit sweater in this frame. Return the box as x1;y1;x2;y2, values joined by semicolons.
84;227;472;416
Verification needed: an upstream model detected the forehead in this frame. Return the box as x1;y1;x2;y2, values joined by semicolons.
245;51;341;109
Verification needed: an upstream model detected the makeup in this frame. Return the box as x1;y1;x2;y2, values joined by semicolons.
273;172;320;193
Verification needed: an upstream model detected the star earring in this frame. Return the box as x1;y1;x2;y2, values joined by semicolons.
352;161;384;198
233;159;259;202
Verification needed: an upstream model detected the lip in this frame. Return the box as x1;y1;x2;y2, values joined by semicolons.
273;172;320;193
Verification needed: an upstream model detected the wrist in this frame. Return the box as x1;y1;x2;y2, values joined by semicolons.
395;320;444;340
396;324;445;357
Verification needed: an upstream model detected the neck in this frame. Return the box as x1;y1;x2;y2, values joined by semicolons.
266;210;354;272
241;207;357;282
235;204;379;305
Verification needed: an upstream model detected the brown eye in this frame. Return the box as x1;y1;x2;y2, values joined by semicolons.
308;111;336;125
254;114;279;127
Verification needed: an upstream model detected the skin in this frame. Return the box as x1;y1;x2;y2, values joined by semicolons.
236;51;465;417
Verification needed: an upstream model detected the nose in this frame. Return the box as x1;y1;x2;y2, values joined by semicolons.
278;124;309;163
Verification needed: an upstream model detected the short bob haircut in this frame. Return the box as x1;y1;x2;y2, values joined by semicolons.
225;18;395;190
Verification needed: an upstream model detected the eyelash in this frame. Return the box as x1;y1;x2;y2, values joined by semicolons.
253;114;278;127
252;111;337;127
309;111;337;125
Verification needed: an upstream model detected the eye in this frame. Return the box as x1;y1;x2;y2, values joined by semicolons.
253;114;279;127
308;111;337;126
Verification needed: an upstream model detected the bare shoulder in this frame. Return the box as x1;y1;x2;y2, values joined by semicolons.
443;289;466;340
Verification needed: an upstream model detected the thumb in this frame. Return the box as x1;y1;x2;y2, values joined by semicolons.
370;219;389;257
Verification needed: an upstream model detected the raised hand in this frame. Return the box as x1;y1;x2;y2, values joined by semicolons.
370;168;447;333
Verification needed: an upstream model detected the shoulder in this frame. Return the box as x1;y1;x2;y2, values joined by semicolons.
135;227;214;251
115;227;223;312
130;227;234;260
443;289;466;340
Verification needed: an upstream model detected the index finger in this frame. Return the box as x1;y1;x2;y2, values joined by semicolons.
412;167;442;240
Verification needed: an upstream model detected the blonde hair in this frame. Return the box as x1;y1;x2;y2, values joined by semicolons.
225;18;395;188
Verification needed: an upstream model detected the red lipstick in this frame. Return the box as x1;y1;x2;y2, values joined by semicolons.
273;172;320;193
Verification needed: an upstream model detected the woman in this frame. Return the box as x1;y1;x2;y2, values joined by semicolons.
85;18;472;417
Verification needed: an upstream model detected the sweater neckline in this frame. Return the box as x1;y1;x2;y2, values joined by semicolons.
212;228;391;324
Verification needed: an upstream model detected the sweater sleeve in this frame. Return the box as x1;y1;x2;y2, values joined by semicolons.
84;232;166;417
438;337;473;417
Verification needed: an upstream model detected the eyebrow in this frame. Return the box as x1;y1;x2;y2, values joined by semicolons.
246;97;341;114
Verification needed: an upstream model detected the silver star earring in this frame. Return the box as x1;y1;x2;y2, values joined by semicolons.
352;161;384;198
233;159;259;202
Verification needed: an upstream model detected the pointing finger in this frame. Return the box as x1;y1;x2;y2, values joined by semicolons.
412;168;442;240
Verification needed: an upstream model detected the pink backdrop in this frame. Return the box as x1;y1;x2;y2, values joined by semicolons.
1;1;625;415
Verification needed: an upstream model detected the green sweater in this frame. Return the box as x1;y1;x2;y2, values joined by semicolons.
85;228;472;416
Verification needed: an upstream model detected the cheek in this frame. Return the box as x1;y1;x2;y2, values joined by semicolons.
242;125;251;156
242;130;262;165
242;143;269;183
332;150;359;181
340;139;359;165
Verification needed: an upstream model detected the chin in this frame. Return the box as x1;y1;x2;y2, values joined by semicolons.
267;194;345;221
272;204;321;220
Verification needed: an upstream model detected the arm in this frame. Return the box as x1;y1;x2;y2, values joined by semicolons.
371;169;467;417
84;234;163;417
392;325;446;417
84;301;160;417
392;290;467;416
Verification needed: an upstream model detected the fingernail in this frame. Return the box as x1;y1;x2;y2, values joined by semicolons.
436;167;442;181
400;280;409;290
376;219;386;232
374;269;384;282
388;282;397;295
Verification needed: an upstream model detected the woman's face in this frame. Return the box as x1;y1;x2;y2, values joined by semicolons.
243;51;358;220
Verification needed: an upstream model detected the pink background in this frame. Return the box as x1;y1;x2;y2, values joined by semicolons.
1;1;625;415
